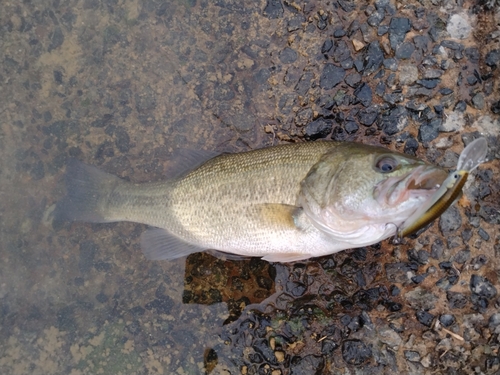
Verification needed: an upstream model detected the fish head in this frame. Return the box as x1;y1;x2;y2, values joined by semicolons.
298;143;448;243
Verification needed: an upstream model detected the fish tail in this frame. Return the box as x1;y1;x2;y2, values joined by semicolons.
54;159;123;224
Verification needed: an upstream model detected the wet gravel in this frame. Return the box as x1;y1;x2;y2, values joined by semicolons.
1;0;500;374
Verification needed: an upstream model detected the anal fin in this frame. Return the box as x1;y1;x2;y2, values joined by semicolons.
140;228;207;260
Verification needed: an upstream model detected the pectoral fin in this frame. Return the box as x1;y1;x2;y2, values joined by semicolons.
252;203;302;229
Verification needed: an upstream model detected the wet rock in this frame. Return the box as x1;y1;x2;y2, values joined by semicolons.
478;228;490;241
279;47;298;64
344;120;359;134
385;262;412;283
263;0;283;19
416;310;435;327
395;42;415;59
380;105;408;135
454;100;467;112
389;18;411;50
404;350;421;362
304;118;333;140
453;249;470;264
353;83;372;107
48;26;64;52
438;206;462;234
320;64;345;90
290;355;324;374
321;39;333;54
479;205;500;224
342;340;372;365
357;106;378;126
363;41;384;75
418;118;440;143
447;291;468;309
404;137;418;156
321;339;339;354
345;72;361;88
470;275;497;299
56;305;76;331
485;49;500;68
439;314;455;327
471;93;485;110
334;29;346;38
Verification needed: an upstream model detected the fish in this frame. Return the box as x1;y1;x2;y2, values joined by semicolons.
55;141;449;262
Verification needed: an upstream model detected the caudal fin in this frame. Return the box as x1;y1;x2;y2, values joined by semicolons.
54;159;122;224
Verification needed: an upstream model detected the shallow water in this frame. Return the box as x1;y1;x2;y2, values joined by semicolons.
1;0;500;374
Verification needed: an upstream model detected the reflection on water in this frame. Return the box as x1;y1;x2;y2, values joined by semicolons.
1;0;500;374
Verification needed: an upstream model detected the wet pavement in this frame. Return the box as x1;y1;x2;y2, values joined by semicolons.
1;0;500;374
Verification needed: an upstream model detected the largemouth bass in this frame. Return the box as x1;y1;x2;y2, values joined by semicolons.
56;141;449;262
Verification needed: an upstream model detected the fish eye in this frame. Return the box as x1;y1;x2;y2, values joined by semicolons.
375;156;399;173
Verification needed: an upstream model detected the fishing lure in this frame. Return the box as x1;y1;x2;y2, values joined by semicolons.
399;137;488;237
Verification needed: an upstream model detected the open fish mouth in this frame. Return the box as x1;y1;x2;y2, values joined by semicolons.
374;166;449;206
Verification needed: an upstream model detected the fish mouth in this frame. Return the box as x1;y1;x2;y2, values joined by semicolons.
375;165;449;206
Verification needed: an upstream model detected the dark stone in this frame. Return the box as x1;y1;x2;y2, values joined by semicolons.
404;137;418;156
479;205;500;224
213;83;234;101
333;40;351;62
411;274;426;284
478;228;490;241
375;82;385;96
377;25;389;35
342;340;372;365
417;118;440;142
416;79;440;89
389;17;411;50
357;106;378;126
321;339;339;354
471;93;485;110
489;313;500;329
367;9;385;27
48;27;64;52
321;39;333;54
345;73;361;88
304;118;333;140
79;240;98;273
334;29;346;38
453;249;470;264
135;86;156;111
53;70;63;84
491;101;500;114
56;306;76;331
380;105;407;135
447;235;462;249
320;64;345;90
96;292;108;303
290;355;324;374
440;314;455;327
30;160;45;180
353;83;372;107
395;42;415;59
447;291;468;309
438;206;462;234
383;58;398;71
454;100;467;112
470;275;497;299
286;281;306;297
413;35;430;51
464;47;480;62
344;120;359;134
364;41;384;75
416;310;434;327
485;49;500;68
279;47;298;64
441;40;463;50
439;87;453;95
385;262;412;283
404;351;421;362
263;0;283;19
462;229;473;243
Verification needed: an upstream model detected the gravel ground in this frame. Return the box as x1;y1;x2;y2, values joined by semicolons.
0;0;499;374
